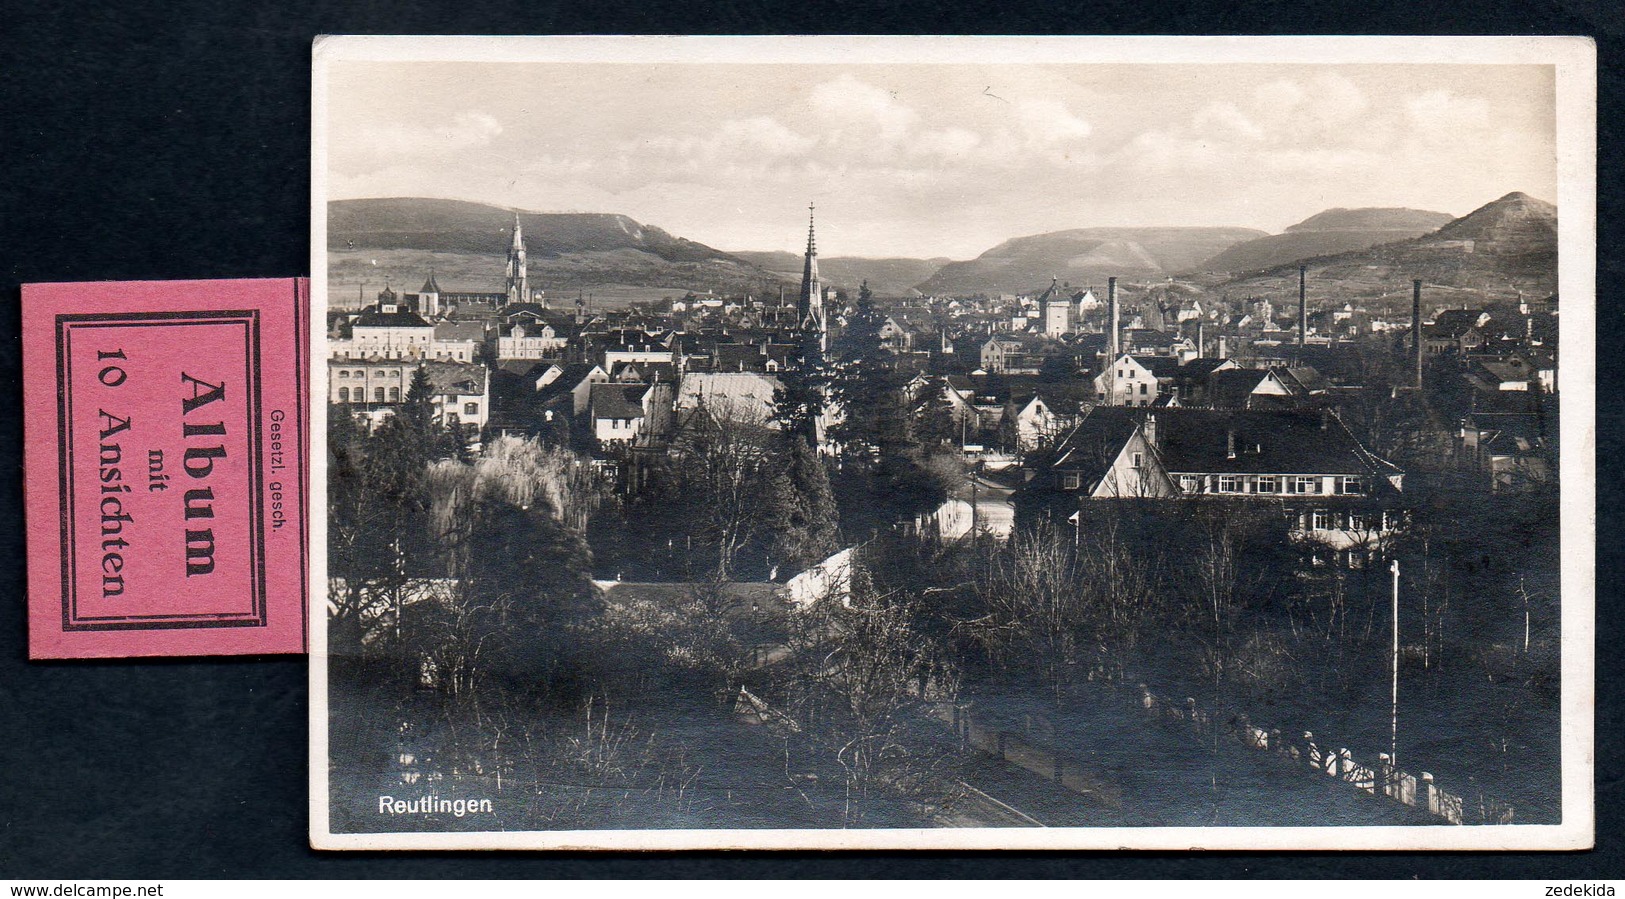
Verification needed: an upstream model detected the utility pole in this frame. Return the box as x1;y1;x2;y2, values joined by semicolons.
969;465;979;540
1390;558;1401;790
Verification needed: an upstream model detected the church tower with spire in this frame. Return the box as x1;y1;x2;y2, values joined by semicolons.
798;204;827;354
504;212;529;306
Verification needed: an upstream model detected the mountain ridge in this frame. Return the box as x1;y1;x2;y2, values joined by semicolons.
1198;207;1456;275
729;250;954;297
1209;192;1556;305
327;197;778;296
914;226;1268;296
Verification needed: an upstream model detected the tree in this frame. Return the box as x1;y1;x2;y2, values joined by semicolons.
912;379;959;449
326;403;405;653
651;399;782;579
767;436;842;572
460;496;602;699
827;288;951;532
774;565;961;826
772;346;833;446
327;392;444;653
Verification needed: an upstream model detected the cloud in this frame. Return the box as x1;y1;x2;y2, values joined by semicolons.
348;111;503;160
716;115;816;157
1193;101;1264;140
908;127;982;160
809;74;919;139
1014;98;1093;144
1253;78;1306;116
1404;89;1492;132
1306;73;1369;127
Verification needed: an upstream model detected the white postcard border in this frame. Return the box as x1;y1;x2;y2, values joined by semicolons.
309;33;1596;851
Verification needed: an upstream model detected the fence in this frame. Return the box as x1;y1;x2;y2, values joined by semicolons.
1132;684;1516;825
929;702;1124;809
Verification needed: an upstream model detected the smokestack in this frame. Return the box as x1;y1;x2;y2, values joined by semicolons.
1218;335;1228;359
1298;265;1308;347
1412;279;1424;389
1197;320;1206;358
1107;277;1120;360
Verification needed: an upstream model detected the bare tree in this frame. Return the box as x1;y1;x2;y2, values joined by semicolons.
774;567;963;826
667;397;781;579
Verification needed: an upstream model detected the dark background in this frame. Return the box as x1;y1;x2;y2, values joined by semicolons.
0;0;1618;879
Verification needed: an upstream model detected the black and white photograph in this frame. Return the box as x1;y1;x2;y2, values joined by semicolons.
309;35;1594;850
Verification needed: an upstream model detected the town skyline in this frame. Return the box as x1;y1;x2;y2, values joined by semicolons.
326;61;1556;259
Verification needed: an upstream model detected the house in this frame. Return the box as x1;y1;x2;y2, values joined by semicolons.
710;341;797;373
1457;411;1556;492
675;372;783;427
590;382;655;445
611;360;680;385
979;335;1043;374
1094;353;1179;407
423;361;490;436
942;375;1008;443
533;363;610;417
1121;328;1191;357
1030;407;1406;561
601;339;674;370
999;389;1083;453
943;375;1063;443
1205;366;1327;410
330;359;412;408
1422;308;1493;356
496;320;569;361
878;313;934;352
1170;357;1239;405
430;321;486;363
1466;358;1537;393
336;307;435;360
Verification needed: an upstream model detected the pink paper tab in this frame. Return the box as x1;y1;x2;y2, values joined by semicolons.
24;279;309;658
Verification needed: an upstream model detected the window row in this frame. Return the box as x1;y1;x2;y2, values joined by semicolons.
1305;509;1404;531
335;387;400;403
1177;474;1365;495
334;369;402;378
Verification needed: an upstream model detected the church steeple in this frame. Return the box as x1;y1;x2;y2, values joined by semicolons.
798;203;826;353
504;212;529;306
418;268;442;317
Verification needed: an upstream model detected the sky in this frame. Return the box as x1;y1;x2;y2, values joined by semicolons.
325;61;1556;260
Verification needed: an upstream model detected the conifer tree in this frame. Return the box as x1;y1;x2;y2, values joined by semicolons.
768;436;842;570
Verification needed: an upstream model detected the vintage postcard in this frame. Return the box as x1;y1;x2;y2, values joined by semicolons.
24;278;310;659
309;36;1594;849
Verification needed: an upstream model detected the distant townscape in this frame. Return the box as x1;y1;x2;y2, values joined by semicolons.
326;190;1559;833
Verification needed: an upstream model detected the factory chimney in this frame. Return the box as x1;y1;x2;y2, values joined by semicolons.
1197;320;1206;359
1412;279;1424;389
1298;265;1308;347
1107;277;1120;360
